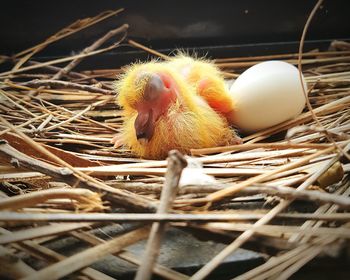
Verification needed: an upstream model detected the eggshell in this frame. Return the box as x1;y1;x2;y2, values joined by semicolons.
229;61;307;132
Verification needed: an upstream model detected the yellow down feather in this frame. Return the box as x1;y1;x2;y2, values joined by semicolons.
115;55;238;159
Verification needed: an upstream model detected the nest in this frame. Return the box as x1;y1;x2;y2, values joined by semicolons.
0;6;349;280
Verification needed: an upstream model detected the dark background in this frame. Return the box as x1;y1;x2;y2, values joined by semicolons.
1;0;349;65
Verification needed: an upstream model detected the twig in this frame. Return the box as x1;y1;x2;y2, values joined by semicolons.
296;0;350;162
275;189;350;278
0;89;37;117
189;152;344;280
234;240;316;280
11;8;124;73
243;95;350;143
35;114;53;132
52;24;129;79
0;43;123;78
0;245;36;278
179;146;337;205
288;181;350;245
107;181;350;209
0;114;49;137
200;222;350;239
19;57;98;81
237;184;350;279
78;165;269;177
329;40;350;51
0;222;114;280
274;236;340;280
1;212;350;223
247;184;350;209
13;9;124;59
216;56;350;68
0;117;158;212
135;151;187;280
12;238;116;280
0;188;103;211
191;142;332;156
18;79;114;94
0;223;93;245
3;88;120;133
70;231;189;280
0;140;74;179
21;226;150;280
128;39;170;60
214;50;350;63
42;98;111;132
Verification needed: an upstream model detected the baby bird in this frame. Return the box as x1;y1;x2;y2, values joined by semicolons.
114;55;241;159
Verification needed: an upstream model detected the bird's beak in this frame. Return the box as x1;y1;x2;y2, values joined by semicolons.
134;74;168;143
134;109;154;143
134;73;176;143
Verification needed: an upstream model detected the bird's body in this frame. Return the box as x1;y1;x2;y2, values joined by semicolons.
115;55;241;159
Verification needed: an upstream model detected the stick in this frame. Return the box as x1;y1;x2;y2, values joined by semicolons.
11;9;124;73
0;89;37;117
191;142;332;156
128;39;170;60
287;182;349;246
275;192;350;279
0;222;93;245
14;239;116;280
236;184;350;280
1;212;350;223
0;140;73;179
0;188;103;211
0;114;49;137
18;79;114;94
0;246;36;278
21;227;150;280
9;56;98;81
0;117;157;212
214;50;350;63
189;152;343;280
274;236;337;280
180;146;337;205
108;181;350;209
52;24;129;80
0;221;115;280
199;222;350;239
216;56;350;68
42;98;110;132
135;151;187;280
296;0;349;163
0;43;123;78
13;9;124;59
70;231;189;280
246;183;350;209
243;95;350;143
3;88;120;133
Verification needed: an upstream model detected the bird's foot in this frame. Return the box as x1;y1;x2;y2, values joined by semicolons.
110;134;123;148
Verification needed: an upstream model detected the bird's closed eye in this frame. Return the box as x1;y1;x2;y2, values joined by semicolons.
143;74;167;101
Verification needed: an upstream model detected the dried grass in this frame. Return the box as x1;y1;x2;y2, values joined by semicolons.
0;3;349;280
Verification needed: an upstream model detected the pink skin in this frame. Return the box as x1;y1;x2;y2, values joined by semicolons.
134;73;177;142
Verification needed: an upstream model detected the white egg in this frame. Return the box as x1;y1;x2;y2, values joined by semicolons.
229;61;307;132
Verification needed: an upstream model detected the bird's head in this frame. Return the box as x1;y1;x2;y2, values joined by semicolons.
116;63;179;143
133;72;178;143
